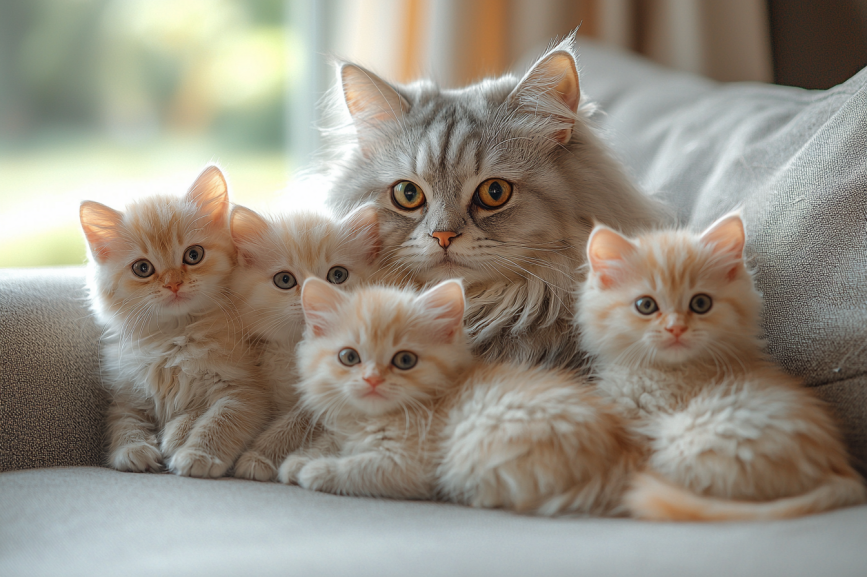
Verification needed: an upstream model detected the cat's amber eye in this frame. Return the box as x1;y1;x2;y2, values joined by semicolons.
338;348;361;366
690;294;712;314
273;271;297;290
635;296;659;315
183;245;205;265
132;259;155;278
392;181;426;210
327;266;349;284
474;178;513;209
392;351;418;370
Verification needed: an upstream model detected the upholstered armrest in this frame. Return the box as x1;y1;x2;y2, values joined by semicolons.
0;267;106;471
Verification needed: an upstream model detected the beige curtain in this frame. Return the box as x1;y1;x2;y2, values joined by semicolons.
322;0;773;85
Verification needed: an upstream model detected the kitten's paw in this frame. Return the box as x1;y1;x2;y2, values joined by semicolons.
234;451;277;482
277;454;311;485
297;458;340;493
110;442;163;473
168;448;228;478
160;414;197;457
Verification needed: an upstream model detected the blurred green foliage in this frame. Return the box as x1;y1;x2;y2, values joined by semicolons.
0;0;292;268
0;0;287;149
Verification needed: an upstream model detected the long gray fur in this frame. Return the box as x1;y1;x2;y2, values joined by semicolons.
321;37;665;369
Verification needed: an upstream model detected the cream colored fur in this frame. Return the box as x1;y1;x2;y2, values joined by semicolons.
577;213;867;520
230;205;380;481
279;279;640;515
436;362;641;515
80;165;271;477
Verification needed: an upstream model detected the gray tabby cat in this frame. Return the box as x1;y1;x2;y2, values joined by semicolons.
322;37;664;369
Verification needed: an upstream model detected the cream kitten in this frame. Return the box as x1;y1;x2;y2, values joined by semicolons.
577;213;867;520
230;205;380;481
80;165;271;477
279;278;639;515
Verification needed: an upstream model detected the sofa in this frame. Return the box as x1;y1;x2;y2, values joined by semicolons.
2;41;866;577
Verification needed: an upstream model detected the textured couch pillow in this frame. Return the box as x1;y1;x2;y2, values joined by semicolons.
0;268;106;471
579;42;867;474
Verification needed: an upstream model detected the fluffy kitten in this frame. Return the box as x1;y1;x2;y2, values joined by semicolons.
279;278;640;515
80;165;271;477
320;36;665;370
577;213;867;520
229;205;379;481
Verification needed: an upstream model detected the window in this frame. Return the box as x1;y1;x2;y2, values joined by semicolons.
0;0;292;267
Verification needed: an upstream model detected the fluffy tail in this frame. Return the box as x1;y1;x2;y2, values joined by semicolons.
625;471;867;522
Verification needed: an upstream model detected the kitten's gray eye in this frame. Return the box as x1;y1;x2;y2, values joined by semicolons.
392;351;418;370
273;271;297;290
132;259;155;278
338;348;361;366
183;245;205;265
690;294;712;314
392;181;426;210
635;297;658;315
327;266;349;284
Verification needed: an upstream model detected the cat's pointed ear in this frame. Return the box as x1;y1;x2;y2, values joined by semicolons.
586;225;637;288
700;212;746;280
230;206;269;266
417;279;465;341
186;164;230;228
340;63;410;154
80;201;124;263
342;203;380;265
301;277;347;337
507;38;580;144
700;212;746;257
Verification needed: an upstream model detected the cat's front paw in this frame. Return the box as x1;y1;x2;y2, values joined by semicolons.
234;451;277;482
110;442;163;473
168;448;228;478
297;458;340;493
276;454;311;485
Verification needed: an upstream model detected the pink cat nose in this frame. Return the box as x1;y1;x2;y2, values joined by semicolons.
164;281;183;293
666;325;688;338
363;375;384;389
431;231;459;248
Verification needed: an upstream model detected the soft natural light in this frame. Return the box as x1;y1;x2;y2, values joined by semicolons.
0;0;294;268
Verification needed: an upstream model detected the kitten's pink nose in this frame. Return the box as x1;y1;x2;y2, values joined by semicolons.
164;280;183;293
666;324;688;338
363;375;384;389
431;231;459;249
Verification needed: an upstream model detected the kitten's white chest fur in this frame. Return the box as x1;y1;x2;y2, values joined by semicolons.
259;339;302;413
595;364;712;422
105;319;237;424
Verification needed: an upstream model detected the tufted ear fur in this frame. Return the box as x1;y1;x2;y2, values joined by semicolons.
507;38;581;144
340;63;410;155
230;205;269;266
700;212;746;281
186;164;230;228
301;277;349;337
80;201;124;263
342;203;381;265
416;279;466;341
586;225;637;289
700;212;745;258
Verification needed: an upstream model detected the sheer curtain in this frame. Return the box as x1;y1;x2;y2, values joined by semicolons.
286;0;773;163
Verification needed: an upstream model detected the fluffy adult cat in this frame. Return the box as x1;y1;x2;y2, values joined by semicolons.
279;278;640;515
321;36;664;369
576;213;867;520
80;165;271;477
229;204;379;481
